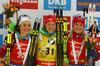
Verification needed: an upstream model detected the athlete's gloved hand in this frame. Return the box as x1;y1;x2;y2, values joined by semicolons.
87;49;98;58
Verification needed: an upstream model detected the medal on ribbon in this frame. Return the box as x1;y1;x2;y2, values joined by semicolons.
40;33;56;57
41;50;47;57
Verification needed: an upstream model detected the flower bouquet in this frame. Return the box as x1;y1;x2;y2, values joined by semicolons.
0;57;7;66
2;3;20;28
84;37;97;61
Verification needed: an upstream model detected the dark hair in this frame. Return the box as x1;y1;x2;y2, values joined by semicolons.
14;23;20;32
14;14;31;33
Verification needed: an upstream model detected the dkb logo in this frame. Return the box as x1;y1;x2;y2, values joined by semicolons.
44;0;71;10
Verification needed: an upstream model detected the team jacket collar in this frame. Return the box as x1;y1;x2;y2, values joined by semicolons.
17;32;30;40
39;28;56;37
73;32;83;39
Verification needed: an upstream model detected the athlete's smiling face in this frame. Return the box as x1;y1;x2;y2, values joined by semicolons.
19;20;31;37
45;22;56;34
73;22;84;34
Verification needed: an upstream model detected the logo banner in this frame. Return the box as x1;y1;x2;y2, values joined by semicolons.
0;14;3;28
77;0;100;11
10;0;38;9
44;0;71;10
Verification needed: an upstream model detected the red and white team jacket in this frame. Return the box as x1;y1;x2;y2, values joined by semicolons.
0;34;30;64
67;32;86;64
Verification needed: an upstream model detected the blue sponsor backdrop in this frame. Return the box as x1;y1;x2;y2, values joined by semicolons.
0;14;3;28
44;0;71;10
0;35;3;48
77;0;100;11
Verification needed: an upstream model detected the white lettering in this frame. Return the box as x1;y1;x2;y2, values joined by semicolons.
41;62;48;65
17;0;19;2
50;63;56;65
55;0;60;5
48;0;66;5
49;0;54;5
11;0;14;2
48;6;53;8
31;0;34;3
74;41;82;45
61;0;66;5
20;0;23;5
27;0;31;3
71;50;80;57
10;0;37;5
48;5;66;9
34;1;37;3
63;6;66;9
23;0;27;3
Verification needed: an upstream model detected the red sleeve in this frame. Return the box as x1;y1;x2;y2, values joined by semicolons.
0;34;13;57
0;41;7;57
93;37;100;61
